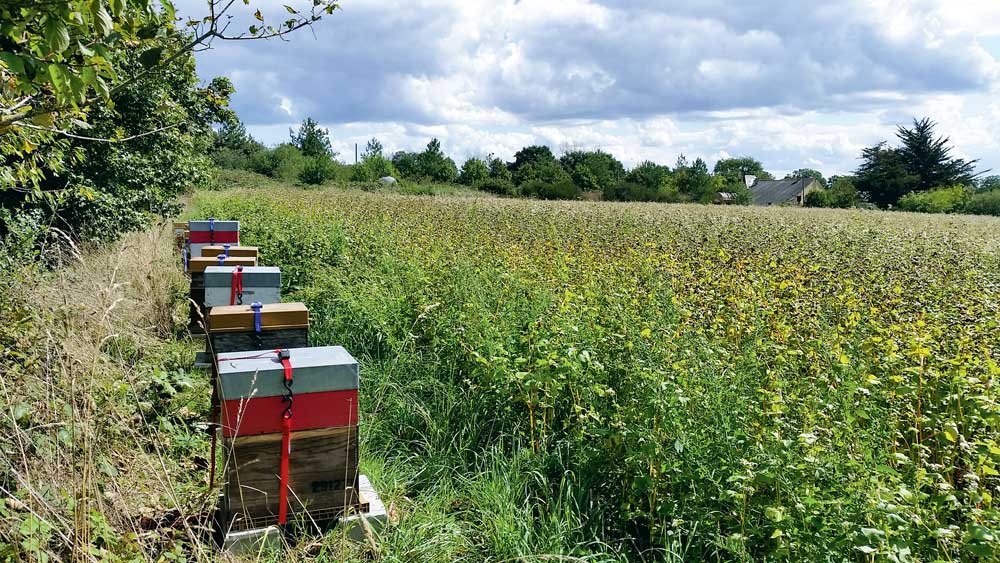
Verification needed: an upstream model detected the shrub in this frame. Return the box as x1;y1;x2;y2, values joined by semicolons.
474;177;517;196
299;156;338;185
351;155;399;182
520;178;580;200
964;189;1000;216
805;177;861;208
897;185;971;213
604;181;663;202
251;144;306;181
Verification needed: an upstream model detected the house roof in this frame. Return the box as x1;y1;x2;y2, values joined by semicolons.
750;178;815;205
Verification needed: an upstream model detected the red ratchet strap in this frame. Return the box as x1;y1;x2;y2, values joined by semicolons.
230;265;244;305
277;349;293;526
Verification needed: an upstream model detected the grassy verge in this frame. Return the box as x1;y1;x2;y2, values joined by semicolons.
0;227;216;561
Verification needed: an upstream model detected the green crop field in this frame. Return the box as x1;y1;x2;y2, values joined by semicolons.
192;186;1000;561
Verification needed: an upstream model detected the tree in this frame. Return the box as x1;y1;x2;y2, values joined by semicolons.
514;159;572;187
0;0;339;200
896;118;978;191
363;138;383;159
559;150;625;193
625;161;671;189
415;138;458;182
673;156;716;203
392;151;420;179
786;168;826;186
2;31;235;244
290;117;333;158
510;145;555;174
487;154;512;182
855;118;980;206
458;157;489;185
713;157;773;186
855;143;918;207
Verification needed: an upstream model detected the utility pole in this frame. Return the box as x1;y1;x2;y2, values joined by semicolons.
354;143;358;164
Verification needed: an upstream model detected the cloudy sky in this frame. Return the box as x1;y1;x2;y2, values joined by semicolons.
175;0;1000;177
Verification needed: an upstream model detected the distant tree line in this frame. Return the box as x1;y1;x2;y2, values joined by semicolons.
211;116;1000;216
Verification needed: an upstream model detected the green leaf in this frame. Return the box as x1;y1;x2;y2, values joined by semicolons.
92;2;113;37
162;0;176;21
0;52;25;75
942;423;959;443
110;0;125;17
138;47;164;69
44;18;71;54
254;9;264;21
284;5;298;14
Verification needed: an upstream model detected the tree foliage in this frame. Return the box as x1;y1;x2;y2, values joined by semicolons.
804;176;861;208
856;119;979;206
559;150;625;193
786;168;826;186
1;0;340;199
458;157;489;186
290;117;333;158
713;156;773;186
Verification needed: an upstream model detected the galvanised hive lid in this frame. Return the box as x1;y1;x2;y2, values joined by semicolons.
216;346;358;399
189;219;239;232
199;245;259;258
208;303;309;333
187;256;256;273
204;266;279;287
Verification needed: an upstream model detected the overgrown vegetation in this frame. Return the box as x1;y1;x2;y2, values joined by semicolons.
193;186;1000;561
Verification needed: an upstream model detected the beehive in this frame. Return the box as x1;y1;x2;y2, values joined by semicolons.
189;219;239;259
207;303;308;355
203;266;279;308
216;346;361;528
188;257;258;329
198;245;259;259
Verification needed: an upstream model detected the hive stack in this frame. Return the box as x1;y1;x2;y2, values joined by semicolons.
189;219;240;261
215;346;363;530
188;256;257;330
180;217;368;538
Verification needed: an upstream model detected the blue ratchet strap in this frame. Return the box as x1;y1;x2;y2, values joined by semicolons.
223;243;231;257
251;302;263;333
208;217;215;244
217;254;226;266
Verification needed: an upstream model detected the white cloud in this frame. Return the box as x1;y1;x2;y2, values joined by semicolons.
176;0;1000;176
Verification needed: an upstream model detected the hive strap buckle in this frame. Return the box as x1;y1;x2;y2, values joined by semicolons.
277;348;293;526
208;217;215;244
230;265;244;305
251;302;263;333
216;254;226;266
223;243;230;258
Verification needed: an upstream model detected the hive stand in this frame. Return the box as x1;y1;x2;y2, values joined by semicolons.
219;475;386;554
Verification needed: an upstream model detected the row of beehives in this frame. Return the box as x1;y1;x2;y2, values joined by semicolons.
175;219;368;533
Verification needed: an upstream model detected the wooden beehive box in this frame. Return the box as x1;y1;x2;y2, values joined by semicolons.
224;427;362;530
207;303;308;355
189;219;239;259
203;266;280;308
216;346;362;529
188;257;258;329
198;245;259;259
